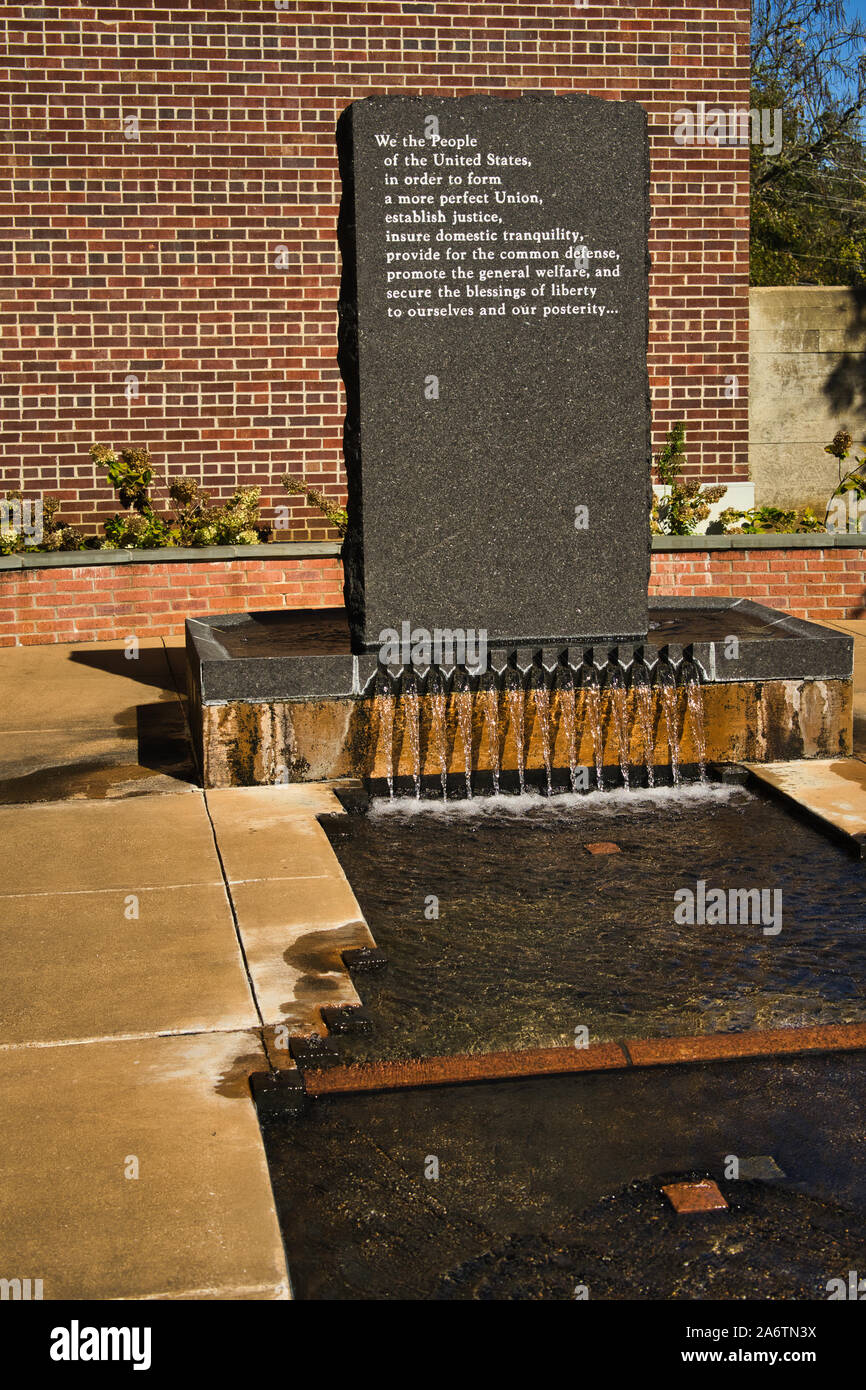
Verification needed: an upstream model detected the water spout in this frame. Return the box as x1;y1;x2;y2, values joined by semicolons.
555;662;580;793
682;658;708;783
604;661;630;791
655;660;681;788
371;638;707;804
580;663;604;790
630;660;655;790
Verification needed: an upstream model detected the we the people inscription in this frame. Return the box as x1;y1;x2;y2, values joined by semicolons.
337;95;651;654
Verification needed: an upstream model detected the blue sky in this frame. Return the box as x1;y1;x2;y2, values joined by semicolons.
786;2;866;109
807;0;866;39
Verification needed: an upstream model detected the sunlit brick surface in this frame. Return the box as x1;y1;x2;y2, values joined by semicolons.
649;549;866;623
1;2;750;534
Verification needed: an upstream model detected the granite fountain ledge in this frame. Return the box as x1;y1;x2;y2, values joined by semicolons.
187;599;852;701
185;598;853;788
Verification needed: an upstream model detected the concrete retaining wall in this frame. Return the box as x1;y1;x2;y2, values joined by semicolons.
750;286;866;511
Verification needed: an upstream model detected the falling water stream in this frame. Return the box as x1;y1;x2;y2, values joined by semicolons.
454;673;474;799
482;677;501;796
684;666;708;782
605;665;630;792
632;666;656;790
656;664;682;788
402;671;421;798
374;675;395;798
429;670;448;799
373;654;704;797
504;667;526;795
580;667;605;791
556;665;580;793
530;667;553;795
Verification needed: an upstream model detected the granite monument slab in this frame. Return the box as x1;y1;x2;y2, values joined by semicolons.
337;93;651;654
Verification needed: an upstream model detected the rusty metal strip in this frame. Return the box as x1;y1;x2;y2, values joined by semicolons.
303;1042;628;1095
300;1022;866;1097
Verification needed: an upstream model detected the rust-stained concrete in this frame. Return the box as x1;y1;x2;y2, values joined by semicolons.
816;618;866;756
750;621;866;850
301;1023;866;1096
662;1180;728;1213
198;676;853;787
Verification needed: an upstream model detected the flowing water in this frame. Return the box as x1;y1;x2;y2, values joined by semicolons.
656;665;681;788
482;678;501;796
556;666;580;793
580;666;605;791
683;661;708;783
531;668;553;795
429;670;448;800
402;671;422;798
374;676;395;798
632;665;655;790
371;657;706;795
323;787;866;1062
503;668;526;795
453;673;474;799
262;1050;866;1301
605;665;630;792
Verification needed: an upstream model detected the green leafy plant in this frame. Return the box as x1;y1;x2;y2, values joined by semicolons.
91;444;154;513
282;474;348;537
167;475;211;546
102;511;171;549
718;503;825;534
194;487;263;546
651;423;727;535
1;452;266;554
92;442;263;548
92;441;167;549
0;491;87;554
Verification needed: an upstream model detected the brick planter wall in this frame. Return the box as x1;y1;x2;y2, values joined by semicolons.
1;2;751;536
0;548;344;648
650;541;866;624
1;540;864;648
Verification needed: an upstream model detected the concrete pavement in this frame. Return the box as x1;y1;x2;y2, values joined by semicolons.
0;638;373;1300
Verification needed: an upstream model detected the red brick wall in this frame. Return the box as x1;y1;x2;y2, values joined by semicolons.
650;549;866;624
0;556;344;647
1;546;863;648
1;1;751;536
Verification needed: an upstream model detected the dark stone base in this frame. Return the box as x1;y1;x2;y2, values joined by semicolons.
186;598;854;788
